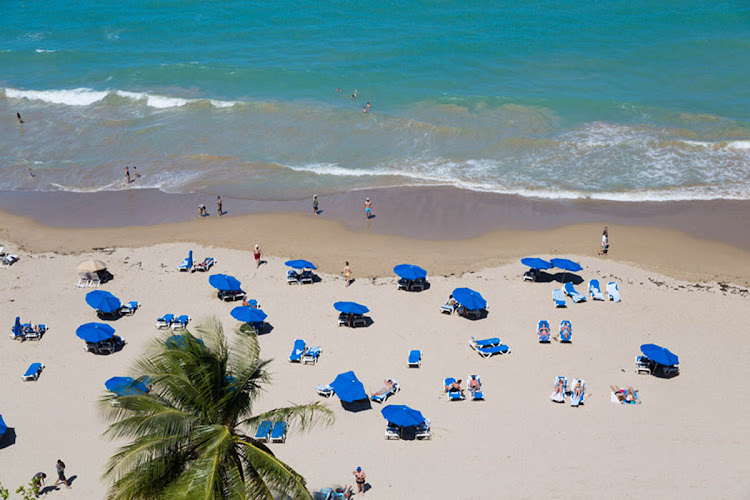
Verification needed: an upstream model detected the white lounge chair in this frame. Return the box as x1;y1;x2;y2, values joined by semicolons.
385;422;400;440
156;314;175;329
607;282;621;302
0;255;19;268
550;376;567;403
316;384;334;397
303;347;322;365
415;418;431;440
635;355;652;375
588;279;605;300
570;379;585;407
552;289;567;307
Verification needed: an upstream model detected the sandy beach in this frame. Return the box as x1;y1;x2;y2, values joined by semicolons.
0;215;749;498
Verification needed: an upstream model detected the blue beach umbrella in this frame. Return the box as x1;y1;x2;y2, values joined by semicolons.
333;301;370;315
166;335;205;350
521;257;553;270
13;317;22;338
452;288;487;311
550;258;583;273
330;371;368;403
0;414;6;437
381;404;426;427
76;322;116;343
105;376;150;396
230;306;268;323
285;259;317;270
185;250;193;269
393;264;427;281
641;344;679;367
85;290;122;313
208;274;242;291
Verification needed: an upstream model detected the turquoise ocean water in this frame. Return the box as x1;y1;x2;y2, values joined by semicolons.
1;1;749;201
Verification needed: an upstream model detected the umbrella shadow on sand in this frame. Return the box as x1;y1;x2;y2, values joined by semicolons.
0;428;16;449
341;399;372;413
552;272;584;285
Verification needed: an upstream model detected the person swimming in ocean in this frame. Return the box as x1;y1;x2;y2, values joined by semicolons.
352;89;357;99
17;112;24;124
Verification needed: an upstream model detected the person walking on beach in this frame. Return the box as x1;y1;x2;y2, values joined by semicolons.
364;198;372;219
598;226;609;255
125;166;131;184
54;459;71;489
343;261;352;287
217;196;223;216
253;244;262;268
313;194;319;215
352;467;366;495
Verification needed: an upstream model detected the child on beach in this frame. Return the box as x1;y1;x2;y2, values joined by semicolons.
364;198;372;219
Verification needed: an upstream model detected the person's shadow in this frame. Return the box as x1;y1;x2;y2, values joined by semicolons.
363;483;372;493
258;260;268;267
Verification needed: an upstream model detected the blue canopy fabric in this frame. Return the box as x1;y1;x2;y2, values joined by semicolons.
452;288;487;310
329;371;368;402
230;306;268;323
208;274;242;291
105;376;150;396
381;404;425;427
285;259;317;270
13;316;22;338
333;301;370;315
641;344;679;366
393;264;427;281
185;250;193;269
0;414;6;437
76;322;116;343
85;290;122;313
550;258;583;273
166;335;205;349
521;257;553;270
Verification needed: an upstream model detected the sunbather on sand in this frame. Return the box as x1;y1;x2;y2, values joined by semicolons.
445;379;463;394
371;379;395;397
611;386;640;404
468;375;481;396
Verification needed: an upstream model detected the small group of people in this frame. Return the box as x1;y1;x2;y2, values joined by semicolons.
444;377;481;398
611;386;641;404
124;166;140;184
32;459;72;495
198;196;224;218
311;195;374;220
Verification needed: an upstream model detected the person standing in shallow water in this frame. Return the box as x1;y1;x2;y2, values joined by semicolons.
217;196;223;216
313;194;319;215
364;198;372;219
125;166;131;184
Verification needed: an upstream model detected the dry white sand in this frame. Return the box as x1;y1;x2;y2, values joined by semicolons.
0;243;748;499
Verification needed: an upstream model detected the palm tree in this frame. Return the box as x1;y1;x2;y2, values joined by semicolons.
99;317;334;499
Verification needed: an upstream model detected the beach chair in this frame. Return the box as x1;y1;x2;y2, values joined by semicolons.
120;301;140;316
76;273;92;288
570;379;585;407
550;376;567;403
22;362;44;381
23;324;46;341
254;420;272;442
408;349;422;367
467;375;484;401
443;378;465;401
313;490;332;500
270;421;287;443
440;301;456;314
635;355;653;374
177;255;192;271
469;336;501;349
286;270;300;285
588;279;605;300
538;320;551;343
563;282;586;303
88;273;102;287
385;422;400;440
300;270;315;285
352;314;368;328
397;278;411;291
607;282;621;302
559;320;572;343
303;347;322;365
474;344;510;357
171;315;190;330
156;314;174;329
371;379;399;403
218;289;246;302
415;418;431;440
316;384;334;397
194;257;215;272
524;268;539;282
289;339;306;363
552;289;567;307
0;255;19;268
411;278;427;292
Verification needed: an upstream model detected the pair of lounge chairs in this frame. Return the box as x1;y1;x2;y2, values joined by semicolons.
337;313;367;328
552;282;587;306
443;377;467;401
254;420;287;443
156;314;190;330
385;418;431;440
22;362;44;381
85;336;126;355
218;289;246;302
468;337;510;358
76;272;102;288
120;301;140;316
370;378;399;403
289;339;322;365
550;376;586;407
538;320;572;343
397;278;427;292
180;257;216;272
0;254;19;268
635;355;678;377
314;489;351;500
407;349;422;367
587;280;621;302
10;323;48;341
287;269;315;285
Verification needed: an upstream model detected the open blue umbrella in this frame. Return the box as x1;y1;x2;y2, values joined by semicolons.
0;414;6;437
166;335;205;349
12;316;22;339
381;404;425;427
521;257;553;270
550;258;583;273
76;322;116;343
208;274;242;291
393;264;427;281
452;288;487;311
330;371;368;402
230;306;268;323
641;344;679;367
85;290;122;313
185;250;193;269
105;376;150;396
333;301;370;315
285;259;317;270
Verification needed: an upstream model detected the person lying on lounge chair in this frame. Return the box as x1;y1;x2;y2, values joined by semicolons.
552;378;566;398
447;295;458;310
445;379;463;394
371;379;395;397
468;375;481;397
538;324;550;338
572;380;583;399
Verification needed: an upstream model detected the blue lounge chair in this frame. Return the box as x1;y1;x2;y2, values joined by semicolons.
121;301;140;316
254;420;272;442
559;320;572;343
22;362;44;381
552;289;567;307
156;314;174;329
538;320;551;343
331;493;346;500
178;251;193;272
563;282;586;303
607;282;621;302
588;279;605;300
171;315;190;330
194;257;215;272
415;418;431;439
570;379;585;407
370;378;399;403
550;376;567;403
303;346;322;365
286;269;300;285
314;489;332;500
270;421;287;443
22;323;47;341
474;344;510;358
385;422;400;440
468;374;484;400
289;339;306;363
407;349;422;367
635;355;653;374
316;384;334;397
469;336;501;349
443;377;465;401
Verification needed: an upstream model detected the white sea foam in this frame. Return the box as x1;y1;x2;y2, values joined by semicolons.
35;49;55;53
4;87;237;109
